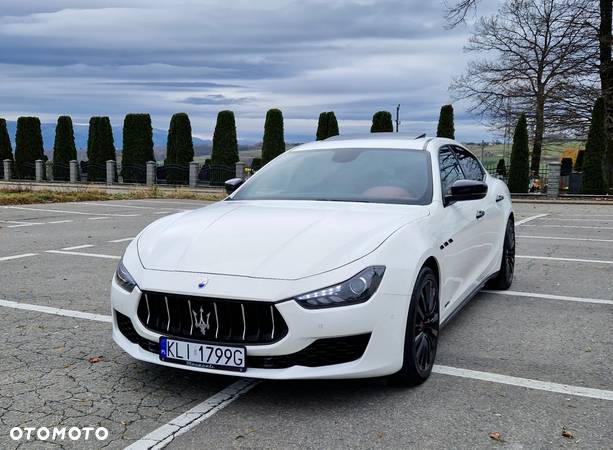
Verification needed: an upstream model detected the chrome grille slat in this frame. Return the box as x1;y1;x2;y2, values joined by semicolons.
137;292;288;344
270;305;275;340
188;300;194;336
144;294;150;325
214;302;219;339
241;304;246;341
164;296;170;332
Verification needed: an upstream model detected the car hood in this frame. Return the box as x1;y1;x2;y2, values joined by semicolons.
137;200;429;280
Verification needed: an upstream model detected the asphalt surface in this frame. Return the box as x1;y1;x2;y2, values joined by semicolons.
0;199;612;449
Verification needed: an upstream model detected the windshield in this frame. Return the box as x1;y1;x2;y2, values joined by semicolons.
232;147;432;205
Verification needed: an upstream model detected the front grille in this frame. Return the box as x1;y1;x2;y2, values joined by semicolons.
116;311;160;353
247;334;371;369
137;291;288;344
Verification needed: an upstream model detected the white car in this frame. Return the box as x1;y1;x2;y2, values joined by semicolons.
111;134;514;385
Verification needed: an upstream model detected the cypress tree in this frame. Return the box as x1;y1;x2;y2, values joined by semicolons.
14;117;44;179
437;104;455;139
87;117;100;181
211;110;239;166
582;97;608;194
560;157;573;176
250;157;262;171
316;111;339;140
165;112;194;184
496;158;506;177
575;150;585;171
326;112;339;138
507;114;530;193
87;117;116;182
0;118;13;179
52;116;77;181
316;112;329;140
261;109;285;164
122;113;154;183
370;111;393;133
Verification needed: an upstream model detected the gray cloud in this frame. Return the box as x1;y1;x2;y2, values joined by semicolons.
181;95;252;105
0;0;501;142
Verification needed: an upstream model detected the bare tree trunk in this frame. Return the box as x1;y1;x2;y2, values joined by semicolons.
531;92;546;175
600;0;613;183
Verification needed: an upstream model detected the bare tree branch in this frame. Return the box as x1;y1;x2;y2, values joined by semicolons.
450;0;598;172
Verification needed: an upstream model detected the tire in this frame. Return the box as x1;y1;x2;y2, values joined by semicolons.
485;216;515;290
389;267;439;386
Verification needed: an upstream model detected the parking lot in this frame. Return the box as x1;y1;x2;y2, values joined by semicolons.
1;198;612;449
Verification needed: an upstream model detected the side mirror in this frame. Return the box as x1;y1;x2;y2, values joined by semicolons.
224;177;244;194
445;179;488;205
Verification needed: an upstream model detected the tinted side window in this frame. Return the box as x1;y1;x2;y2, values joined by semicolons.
453;146;484;181
438;146;464;197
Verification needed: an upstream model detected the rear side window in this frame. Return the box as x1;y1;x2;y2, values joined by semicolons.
438;146;464;196
453;146;485;181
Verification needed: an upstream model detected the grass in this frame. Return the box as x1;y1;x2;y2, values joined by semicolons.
0;187;226;205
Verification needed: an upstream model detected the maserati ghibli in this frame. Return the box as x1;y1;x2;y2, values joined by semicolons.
111;134;514;385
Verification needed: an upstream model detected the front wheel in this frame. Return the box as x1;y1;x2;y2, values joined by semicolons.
486;216;515;290
389;267;439;386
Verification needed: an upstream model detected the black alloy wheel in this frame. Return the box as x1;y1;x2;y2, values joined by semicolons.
390;266;439;386
486;217;515;290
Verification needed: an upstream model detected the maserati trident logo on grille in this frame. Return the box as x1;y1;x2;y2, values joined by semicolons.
193;306;211;335
198;276;209;289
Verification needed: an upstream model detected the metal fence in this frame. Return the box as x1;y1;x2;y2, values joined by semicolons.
484;162;551;194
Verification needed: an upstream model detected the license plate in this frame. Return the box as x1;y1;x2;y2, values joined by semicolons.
159;337;246;372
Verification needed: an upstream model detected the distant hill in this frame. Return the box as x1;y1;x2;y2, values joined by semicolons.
4;120;208;154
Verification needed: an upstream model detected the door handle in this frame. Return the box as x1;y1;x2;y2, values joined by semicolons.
496;194;505;202
476;210;485;219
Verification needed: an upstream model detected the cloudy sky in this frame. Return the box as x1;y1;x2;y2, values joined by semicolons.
0;0;500;143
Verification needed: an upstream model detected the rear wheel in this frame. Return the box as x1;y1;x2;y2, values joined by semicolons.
389;267;439;386
486;216;515;290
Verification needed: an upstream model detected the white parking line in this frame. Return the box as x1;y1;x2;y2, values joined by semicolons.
0;299;111;323
564;214;613;218
517;255;613;265
45;250;121;260
539;218;612;222
481;289;613;306
61;244;95;251
2;205;140;217
109;237;135;243
126;379;259;450
88;217;110;220
433;365;613;401
79;202;157;210
47;220;73;224
7;222;43;228
521;224;613;230
515;214;548;226
0;253;38;262
517;235;613;243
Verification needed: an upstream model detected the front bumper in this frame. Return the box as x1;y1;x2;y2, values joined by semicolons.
110;270;410;380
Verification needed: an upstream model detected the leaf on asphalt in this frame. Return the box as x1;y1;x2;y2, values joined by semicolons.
561;428;574;439
489;431;503;442
87;356;103;364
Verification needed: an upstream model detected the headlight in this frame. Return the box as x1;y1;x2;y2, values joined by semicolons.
115;260;137;293
294;266;385;309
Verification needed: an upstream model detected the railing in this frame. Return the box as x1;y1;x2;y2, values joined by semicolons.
197;164;236;186
157;163;190;185
484;163;550;194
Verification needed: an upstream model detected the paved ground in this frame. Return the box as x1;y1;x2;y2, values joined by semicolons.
0;199;612;449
